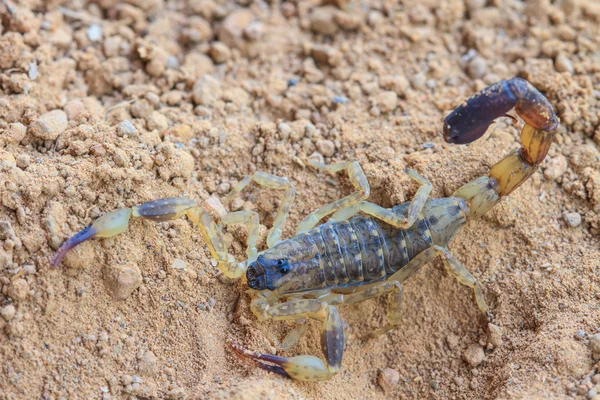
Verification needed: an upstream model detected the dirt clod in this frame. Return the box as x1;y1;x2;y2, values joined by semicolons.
544;155;568;180
564;212;582;228
138;351;158;376
117;120;137;136
463;344;485;368
589;334;600;358
376;91;399;113
378;368;400;393
104;262;143;300
0;304;16;321
29;110;68;140
488;323;503;348
7;278;29;301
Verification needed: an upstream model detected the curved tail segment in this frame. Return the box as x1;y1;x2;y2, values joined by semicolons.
444;78;559;219
443;78;558;145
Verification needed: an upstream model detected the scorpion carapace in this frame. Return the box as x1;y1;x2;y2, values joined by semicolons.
51;78;557;381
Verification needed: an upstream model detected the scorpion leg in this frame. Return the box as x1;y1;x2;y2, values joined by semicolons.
50;197;196;267
386;245;488;314
226;172;295;248
337;280;404;338
296;160;370;234
329;168;432;229
220;211;260;263
186;208;248;279
230;299;345;381
280;322;309;351
433;246;488;313
51;197;250;279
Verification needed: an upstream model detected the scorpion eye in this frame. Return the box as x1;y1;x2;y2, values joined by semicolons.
277;260;290;274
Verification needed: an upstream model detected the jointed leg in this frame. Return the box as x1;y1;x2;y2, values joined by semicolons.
388;246;488;313
51;197;253;280
337;280;404;338
50;197;197;267
230;299;345;381
329;169;432;229
280;322;309;351
296;161;370;234
434;245;488;313
225;172;295;248
220;211;260;263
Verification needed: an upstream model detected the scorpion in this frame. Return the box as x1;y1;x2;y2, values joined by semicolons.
51;78;558;381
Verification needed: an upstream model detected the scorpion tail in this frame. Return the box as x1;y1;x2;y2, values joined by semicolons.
443;77;558;144
444;78;559;219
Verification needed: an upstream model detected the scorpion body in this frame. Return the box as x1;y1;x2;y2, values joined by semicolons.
51;78;558;381
248;197;467;294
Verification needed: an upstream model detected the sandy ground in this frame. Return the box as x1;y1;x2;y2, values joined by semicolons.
1;0;600;399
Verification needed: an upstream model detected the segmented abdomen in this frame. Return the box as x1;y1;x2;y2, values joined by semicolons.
296;203;434;287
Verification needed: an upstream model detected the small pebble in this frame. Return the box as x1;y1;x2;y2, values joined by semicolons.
564;212;582;228
166;56;180;69
207;298;217;309
22;264;36;275
121;375;133;386
138;351;158;376
381;74;410;96
186;269;197;279
376;91;398;113
16;154;30;169
167;387;186;400
588;333;600;356
105;262;142;300
0;304;16;321
28;61;38;80
219;9;254;49
465;0;487;10
7;123;26;144
8;278;29;300
316;139;335;157
488;323;503;348
278;123;291;140
544;155;568;180
454;376;464;386
310;6;339;35
117;120;137;136
446;334;459;350
0;220;16;241
147;111;169;133
378;368;400;393
216;182;231;195
462;344;485;368
87;24;103;42
332;96;348;104
29;110;68;140
172;259;186;269
209;42;231;64
555;54;574;74
467;57;487;79
193;75;222;107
